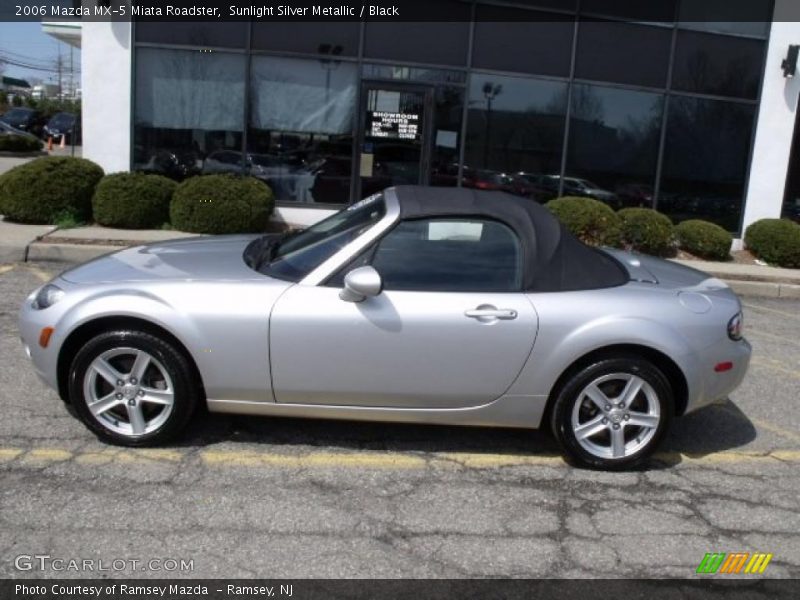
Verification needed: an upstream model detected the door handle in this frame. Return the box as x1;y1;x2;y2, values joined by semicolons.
465;308;518;320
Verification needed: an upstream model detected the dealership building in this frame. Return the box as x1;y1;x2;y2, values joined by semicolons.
52;0;800;240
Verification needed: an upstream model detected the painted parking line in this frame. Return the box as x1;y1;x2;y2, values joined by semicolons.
746;330;800;347
0;445;799;470
750;357;800;380
25;266;53;283
743;303;800;322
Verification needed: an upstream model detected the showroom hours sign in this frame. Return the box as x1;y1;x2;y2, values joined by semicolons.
367;111;421;141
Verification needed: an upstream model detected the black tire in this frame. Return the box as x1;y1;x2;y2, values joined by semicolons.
550;356;674;470
68;329;199;446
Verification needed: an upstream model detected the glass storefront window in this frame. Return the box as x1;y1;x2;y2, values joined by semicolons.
659;96;756;232
472;7;574;78
133;48;246;180
248;55;358;205
565;84;663;209
465;73;568;202
580;0;676;22
672;31;766;100
678;0;773;37
135;22;248;49
364;21;470;67
575;19;671;88
251;22;360;57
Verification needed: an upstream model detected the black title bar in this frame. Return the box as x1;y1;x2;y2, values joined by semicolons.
0;0;789;23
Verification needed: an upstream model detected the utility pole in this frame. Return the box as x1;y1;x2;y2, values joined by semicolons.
56;47;63;100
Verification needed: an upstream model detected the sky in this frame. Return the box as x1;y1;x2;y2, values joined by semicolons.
0;22;80;87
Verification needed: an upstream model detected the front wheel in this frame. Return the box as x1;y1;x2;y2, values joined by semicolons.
68;330;199;446
550;357;673;470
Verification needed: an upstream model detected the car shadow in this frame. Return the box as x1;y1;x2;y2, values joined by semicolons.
179;398;756;470
653;398;757;467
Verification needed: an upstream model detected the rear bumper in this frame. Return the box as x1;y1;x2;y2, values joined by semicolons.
683;337;751;415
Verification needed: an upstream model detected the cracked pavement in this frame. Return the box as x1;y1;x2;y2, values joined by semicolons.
1;261;799;579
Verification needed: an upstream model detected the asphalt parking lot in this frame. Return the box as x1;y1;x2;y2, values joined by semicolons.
0;260;799;579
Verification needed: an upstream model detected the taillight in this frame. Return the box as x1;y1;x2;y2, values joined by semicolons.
727;312;743;341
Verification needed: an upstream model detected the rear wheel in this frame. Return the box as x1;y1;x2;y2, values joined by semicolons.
550;357;673;470
68;330;199;446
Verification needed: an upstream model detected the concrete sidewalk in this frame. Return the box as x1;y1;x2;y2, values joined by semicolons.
2;217;799;298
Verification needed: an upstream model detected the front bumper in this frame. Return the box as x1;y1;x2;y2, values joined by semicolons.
18;288;64;392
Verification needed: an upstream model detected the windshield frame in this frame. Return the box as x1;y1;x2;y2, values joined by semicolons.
257;191;398;284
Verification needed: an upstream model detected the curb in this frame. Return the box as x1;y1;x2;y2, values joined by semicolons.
17;240;800;300
25;242;118;264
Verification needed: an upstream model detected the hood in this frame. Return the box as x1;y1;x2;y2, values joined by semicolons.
601;248;729;291
60;235;263;284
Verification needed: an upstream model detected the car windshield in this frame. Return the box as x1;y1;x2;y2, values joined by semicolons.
259;194;386;281
2;109;31;123
49;113;75;127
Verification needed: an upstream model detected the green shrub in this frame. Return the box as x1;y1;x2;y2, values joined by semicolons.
675;219;732;261
92;172;177;229
170;174;274;234
0;134;43;153
545;196;621;246
744;219;800;268
617;207;675;256
0;156;103;224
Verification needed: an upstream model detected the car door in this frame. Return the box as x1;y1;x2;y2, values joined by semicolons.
269;217;538;409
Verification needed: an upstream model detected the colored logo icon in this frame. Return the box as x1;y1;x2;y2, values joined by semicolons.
696;552;773;574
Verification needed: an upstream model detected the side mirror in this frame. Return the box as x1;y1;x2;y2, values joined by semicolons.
339;266;383;303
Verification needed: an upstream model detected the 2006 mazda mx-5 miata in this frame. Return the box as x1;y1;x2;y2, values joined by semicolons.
19;186;751;469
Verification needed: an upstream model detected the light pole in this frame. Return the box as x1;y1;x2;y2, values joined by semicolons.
482;82;502;169
318;44;343;128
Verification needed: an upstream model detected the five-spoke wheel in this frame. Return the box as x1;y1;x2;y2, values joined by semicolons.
69;330;199;446
551;356;673;469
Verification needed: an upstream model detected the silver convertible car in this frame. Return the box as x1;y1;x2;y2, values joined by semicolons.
19;186;751;469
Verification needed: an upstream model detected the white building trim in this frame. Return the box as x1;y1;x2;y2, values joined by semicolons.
741;3;800;244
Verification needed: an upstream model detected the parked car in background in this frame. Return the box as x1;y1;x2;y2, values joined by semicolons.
558;176;620;208
42;112;80;144
0;120;39;141
0;108;46;137
133;147;201;180
615;183;655;208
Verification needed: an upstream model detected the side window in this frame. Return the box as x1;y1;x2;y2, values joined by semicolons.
371;218;522;292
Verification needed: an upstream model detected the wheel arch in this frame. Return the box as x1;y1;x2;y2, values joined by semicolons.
543;343;689;425
56;316;206;405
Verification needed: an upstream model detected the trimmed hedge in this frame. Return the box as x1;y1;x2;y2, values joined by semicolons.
0;156;103;224
545;196;621;247
618;207;675;256
675;219;732;261
170;174;274;234
744;218;800;268
0;134;43;153
92;172;177;229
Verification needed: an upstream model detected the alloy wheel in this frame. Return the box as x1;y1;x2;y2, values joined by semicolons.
82;347;175;437
570;372;661;460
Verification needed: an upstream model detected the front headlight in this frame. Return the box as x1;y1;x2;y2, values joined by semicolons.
32;284;65;310
727;311;743;341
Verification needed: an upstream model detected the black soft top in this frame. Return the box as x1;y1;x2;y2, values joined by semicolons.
392;185;628;292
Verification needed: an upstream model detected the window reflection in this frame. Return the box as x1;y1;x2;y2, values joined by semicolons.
672;31;765;99
659;97;755;232
133;48;246;180
465;74;567;202
565;84;663;209
576;20;671;88
247;55;358;204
